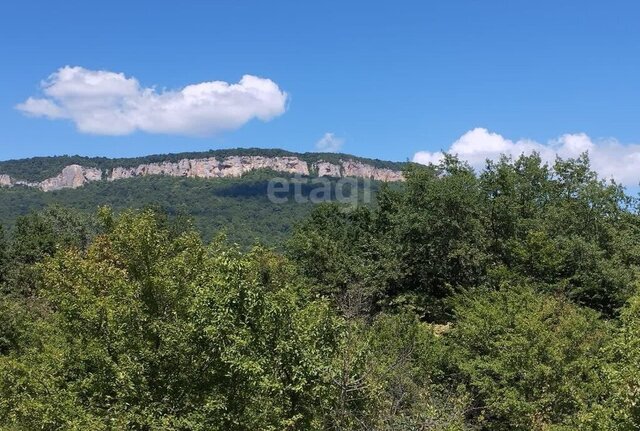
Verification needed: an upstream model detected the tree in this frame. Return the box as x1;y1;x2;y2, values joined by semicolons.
447;286;611;430
327;312;468;431
4;205;97;297
290;153;640;319
0;224;8;285
287;203;402;316
589;288;640;430
480;153;639;315
0;209;341;430
388;157;489;320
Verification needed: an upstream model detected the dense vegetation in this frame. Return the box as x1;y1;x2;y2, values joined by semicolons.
0;170;383;246
2;152;640;429
0;148;406;182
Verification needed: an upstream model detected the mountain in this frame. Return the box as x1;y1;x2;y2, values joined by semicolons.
0;149;407;246
0;148;406;190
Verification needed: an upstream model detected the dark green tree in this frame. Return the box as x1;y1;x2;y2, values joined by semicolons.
447;286;611;430
0;210;341;430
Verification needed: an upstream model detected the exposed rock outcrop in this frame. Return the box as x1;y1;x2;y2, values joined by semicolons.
312;160;405;181
39;165;102;192
0;174;11;187
108;156;310;181
0;155;404;192
313;162;342;177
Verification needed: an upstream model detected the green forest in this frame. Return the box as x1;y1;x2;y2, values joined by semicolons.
0;170;385;247
0;149;405;182
2;153;640;430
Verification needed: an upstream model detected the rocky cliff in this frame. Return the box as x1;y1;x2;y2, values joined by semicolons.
108;156;311;181
39;165;102;192
0;174;11;187
0;156;404;192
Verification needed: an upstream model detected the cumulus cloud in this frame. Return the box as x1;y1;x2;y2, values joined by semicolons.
16;66;288;136
413;128;640;185
315;132;344;152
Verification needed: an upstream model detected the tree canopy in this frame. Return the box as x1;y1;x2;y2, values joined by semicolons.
2;153;640;429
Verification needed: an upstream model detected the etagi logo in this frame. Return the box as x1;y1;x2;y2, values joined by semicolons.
267;175;372;208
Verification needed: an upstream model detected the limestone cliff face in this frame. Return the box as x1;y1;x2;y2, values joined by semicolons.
0;155;404;192
108;156;310;181
39;165;102;192
341;160;405;181
0;174;11;187
0;165;101;191
312;160;405;181
313;162;342;178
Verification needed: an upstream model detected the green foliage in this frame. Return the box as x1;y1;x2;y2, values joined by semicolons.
389;157;490;319
0;295;29;356
0;148;406;182
0;210;341;430
0;172;382;248
290;153;640;319
328;312;469;430
586;288;640;430
10;205;96;264
447;286;611;430
3;150;640;429
287;203;402;313
481;153;638;315
1;206;97;297
0;225;7;285
0;208;475;430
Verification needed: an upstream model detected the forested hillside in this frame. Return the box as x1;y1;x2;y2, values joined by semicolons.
2;153;640;429
0;148;405;182
0;170;386;246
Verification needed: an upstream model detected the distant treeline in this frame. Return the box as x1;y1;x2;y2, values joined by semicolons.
0;170;385;246
0;148;407;182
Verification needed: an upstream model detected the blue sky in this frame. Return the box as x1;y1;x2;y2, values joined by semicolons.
1;0;639;182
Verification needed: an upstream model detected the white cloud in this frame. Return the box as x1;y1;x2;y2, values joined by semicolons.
413;128;640;185
315;132;344;152
16;66;288;136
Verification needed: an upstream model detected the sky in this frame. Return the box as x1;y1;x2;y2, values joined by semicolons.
1;1;639;183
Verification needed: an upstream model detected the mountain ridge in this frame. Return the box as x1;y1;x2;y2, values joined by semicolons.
0;148;407;183
0;153;405;192
0;148;405;244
